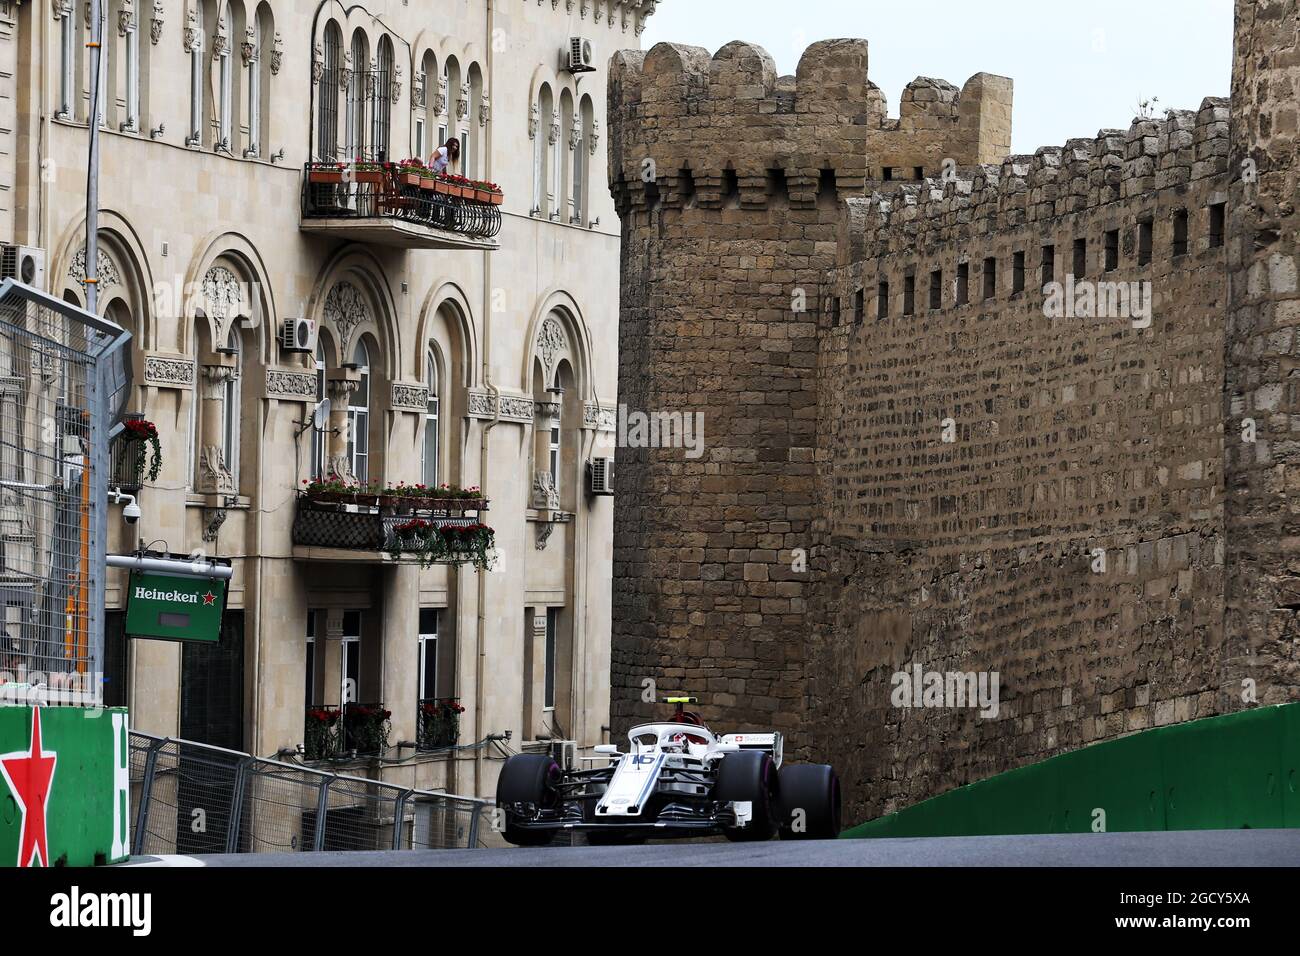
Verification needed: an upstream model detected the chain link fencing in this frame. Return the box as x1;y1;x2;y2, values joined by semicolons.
129;731;489;855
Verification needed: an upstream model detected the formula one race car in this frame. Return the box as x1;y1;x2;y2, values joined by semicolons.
496;697;841;846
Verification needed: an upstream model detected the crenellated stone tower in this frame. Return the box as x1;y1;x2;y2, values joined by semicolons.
607;39;1012;740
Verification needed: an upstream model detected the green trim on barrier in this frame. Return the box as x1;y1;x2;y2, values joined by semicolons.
840;702;1300;839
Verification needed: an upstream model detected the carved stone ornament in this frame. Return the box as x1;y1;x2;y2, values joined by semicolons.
479;92;491;127
118;0;134;36
323;281;371;354
589;116;601;155
390;63;403;105
241;27;256;65
538;317;567;376
68;247;122;289
183;6;200;52
312;42;324;84
569;113;583;151
434;74;448;116
412;71;425;109
202;506;229;542
150;0;164;44
548;109;561;146
528;103;539;141
390;382;429;412
143;354;196;388
532;470;560;511
265;368;317;400
201;265;245;331
456;82;471;120
270;31;283;74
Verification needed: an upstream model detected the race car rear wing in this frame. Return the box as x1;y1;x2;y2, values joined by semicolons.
719;732;783;767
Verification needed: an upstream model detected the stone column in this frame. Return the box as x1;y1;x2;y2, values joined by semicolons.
196;361;236;494
325;368;360;481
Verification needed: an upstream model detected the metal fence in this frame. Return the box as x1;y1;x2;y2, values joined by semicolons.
130;731;489;855
0;280;131;704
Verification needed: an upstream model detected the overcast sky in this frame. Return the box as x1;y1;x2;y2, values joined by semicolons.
639;0;1234;155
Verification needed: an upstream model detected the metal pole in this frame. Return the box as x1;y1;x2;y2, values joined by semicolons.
85;0;102;315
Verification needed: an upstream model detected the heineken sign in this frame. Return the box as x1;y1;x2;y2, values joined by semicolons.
0;706;130;867
125;570;226;643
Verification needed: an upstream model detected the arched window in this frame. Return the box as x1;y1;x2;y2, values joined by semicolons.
371;36;393;161
57;4;74;120
576;96;594;225
532;85;554;217
216;2;234;150
466;63;484;179
122;0;141;132
188;1;204;145
415;51;436;160
347;338;370;482
94;2;109;127
423;349;440;487
317;23;341;160
346;31;368;159
246;13;261;157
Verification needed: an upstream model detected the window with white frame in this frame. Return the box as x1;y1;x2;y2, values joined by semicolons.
216;3;233;150
246;15;261;156
58;4;74;119
123;4;140;131
222;327;242;488
422;349;439;487
548;403;561;493
341;610;361;705
188;1;204;144
543;608;558;711
347;339;370;482
418;608;438;701
371;36;393;161
312;341;327;478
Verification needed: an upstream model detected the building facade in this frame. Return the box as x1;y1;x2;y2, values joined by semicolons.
608;0;1300;825
0;0;656;800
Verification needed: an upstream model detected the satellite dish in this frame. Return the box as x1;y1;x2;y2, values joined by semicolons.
313;398;331;430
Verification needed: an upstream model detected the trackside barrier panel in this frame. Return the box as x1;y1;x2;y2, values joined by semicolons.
841;702;1300;838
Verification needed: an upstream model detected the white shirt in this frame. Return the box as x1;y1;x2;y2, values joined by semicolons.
429;146;452;174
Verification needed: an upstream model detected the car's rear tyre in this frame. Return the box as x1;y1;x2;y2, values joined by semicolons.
715;750;778;842
497;753;562;847
777;764;842;840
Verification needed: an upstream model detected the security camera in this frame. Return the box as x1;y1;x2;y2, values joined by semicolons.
109;487;141;526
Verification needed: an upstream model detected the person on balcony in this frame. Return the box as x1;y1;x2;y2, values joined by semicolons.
428;137;460;175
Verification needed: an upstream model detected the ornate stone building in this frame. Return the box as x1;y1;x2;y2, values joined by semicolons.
608;0;1300;824
0;0;657;801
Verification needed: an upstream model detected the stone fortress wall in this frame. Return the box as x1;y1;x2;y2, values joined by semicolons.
608;0;1300;823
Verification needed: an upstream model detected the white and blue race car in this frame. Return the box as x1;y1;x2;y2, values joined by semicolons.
496;698;841;846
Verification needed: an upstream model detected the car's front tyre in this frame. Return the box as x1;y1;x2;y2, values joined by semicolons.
777;764;842;840
496;753;562;847
714;750;779;842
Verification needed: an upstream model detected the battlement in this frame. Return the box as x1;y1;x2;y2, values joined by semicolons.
842;97;1230;262
608;39;1013;213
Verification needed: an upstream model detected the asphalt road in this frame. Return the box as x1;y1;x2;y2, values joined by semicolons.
123;828;1300;867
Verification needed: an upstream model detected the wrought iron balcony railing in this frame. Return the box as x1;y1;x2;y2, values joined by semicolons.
291;494;491;566
300;164;501;250
417;698;463;751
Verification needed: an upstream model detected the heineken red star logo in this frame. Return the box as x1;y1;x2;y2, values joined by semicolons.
202;590;216;606
0;706;57;867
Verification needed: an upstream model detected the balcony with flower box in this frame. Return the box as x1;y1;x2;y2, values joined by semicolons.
300;161;502;250
291;479;495;569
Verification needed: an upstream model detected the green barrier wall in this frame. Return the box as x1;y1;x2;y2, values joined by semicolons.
0;705;130;866
841;703;1300;839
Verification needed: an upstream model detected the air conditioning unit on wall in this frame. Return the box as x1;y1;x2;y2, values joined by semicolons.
587;457;614;496
1;244;46;289
281;317;318;354
565;37;596;74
